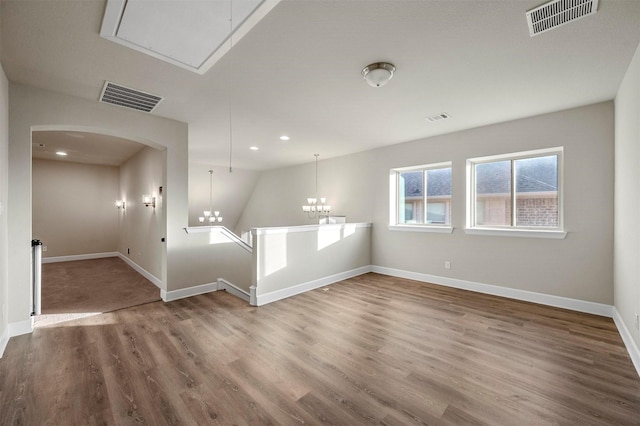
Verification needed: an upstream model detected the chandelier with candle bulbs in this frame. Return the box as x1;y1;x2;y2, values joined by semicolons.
199;169;223;224
302;154;331;219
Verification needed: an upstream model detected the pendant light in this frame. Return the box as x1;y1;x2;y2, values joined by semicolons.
302;154;331;219
199;170;223;224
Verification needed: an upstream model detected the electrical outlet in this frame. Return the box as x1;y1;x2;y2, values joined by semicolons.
444;260;451;270
635;313;639;331
42;245;47;252
127;248;130;255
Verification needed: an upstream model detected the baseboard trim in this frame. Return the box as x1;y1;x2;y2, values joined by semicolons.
0;326;9;358
117;254;163;290
254;265;372;306
613;308;640;379
371;266;613;318
161;282;219;302
42;252;119;264
8;318;33;338
218;278;251;302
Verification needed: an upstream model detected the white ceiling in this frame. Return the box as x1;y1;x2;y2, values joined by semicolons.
32;131;144;166
3;0;640;171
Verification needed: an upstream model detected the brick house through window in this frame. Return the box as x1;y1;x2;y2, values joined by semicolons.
400;167;451;225
474;155;558;227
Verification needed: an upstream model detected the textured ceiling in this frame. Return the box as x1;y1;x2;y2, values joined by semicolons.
3;0;640;170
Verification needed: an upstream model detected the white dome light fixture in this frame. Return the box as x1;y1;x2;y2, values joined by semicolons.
361;62;395;87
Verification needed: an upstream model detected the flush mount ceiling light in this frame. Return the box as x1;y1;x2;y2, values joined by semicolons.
55;151;68;156
361;62;396;88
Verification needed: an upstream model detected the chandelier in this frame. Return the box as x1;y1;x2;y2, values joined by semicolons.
302;154;331;219
199;170;223;224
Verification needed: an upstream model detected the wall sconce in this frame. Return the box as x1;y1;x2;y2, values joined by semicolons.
115;200;125;210
142;194;156;208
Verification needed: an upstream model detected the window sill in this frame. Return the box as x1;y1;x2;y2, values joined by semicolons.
388;225;454;234
464;227;567;239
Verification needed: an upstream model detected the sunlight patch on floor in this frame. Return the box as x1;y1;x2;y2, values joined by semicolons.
34;312;103;328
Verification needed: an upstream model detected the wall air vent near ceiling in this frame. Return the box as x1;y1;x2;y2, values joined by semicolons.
526;0;598;37
425;113;451;123
99;81;163;113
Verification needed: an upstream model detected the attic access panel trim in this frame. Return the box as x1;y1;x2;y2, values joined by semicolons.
100;0;281;75
526;0;599;37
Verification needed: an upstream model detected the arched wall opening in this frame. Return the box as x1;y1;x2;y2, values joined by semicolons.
7;84;188;334
31;128;166;321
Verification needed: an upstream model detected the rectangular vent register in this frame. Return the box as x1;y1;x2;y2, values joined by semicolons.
527;0;598;37
99;81;163;113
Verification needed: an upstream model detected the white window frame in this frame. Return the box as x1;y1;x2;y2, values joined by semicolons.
389;161;453;233
466;147;566;239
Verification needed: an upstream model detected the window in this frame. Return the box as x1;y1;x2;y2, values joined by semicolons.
390;162;452;232
467;147;564;237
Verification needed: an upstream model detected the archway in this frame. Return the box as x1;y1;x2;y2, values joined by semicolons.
30;126;167;326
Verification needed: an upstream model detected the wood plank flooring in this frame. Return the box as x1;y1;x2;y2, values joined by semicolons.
42;257;161;314
1;273;639;425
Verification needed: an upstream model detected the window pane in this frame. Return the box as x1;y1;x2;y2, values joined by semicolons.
515;155;558;227
475;161;511;226
426;168;451;224
399;171;423;224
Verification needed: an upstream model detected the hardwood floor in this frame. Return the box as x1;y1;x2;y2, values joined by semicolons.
1;273;639;425
42;257;161;314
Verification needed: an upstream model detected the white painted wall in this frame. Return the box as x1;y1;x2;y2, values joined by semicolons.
170;228;252;293
7;84;188;329
238;102;614;305
252;223;371;304
615;42;640;352
32;159;119;258
118;146;165;281
0;55;9;355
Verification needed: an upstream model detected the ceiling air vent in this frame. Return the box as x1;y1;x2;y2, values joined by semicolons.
425;112;451;123
526;0;598;37
99;81;163;113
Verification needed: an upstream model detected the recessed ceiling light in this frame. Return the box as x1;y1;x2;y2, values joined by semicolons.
249;146;259;151
279;135;290;141
56;151;68;156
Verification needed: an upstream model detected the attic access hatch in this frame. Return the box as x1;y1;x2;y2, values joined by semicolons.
100;0;280;74
526;0;599;37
